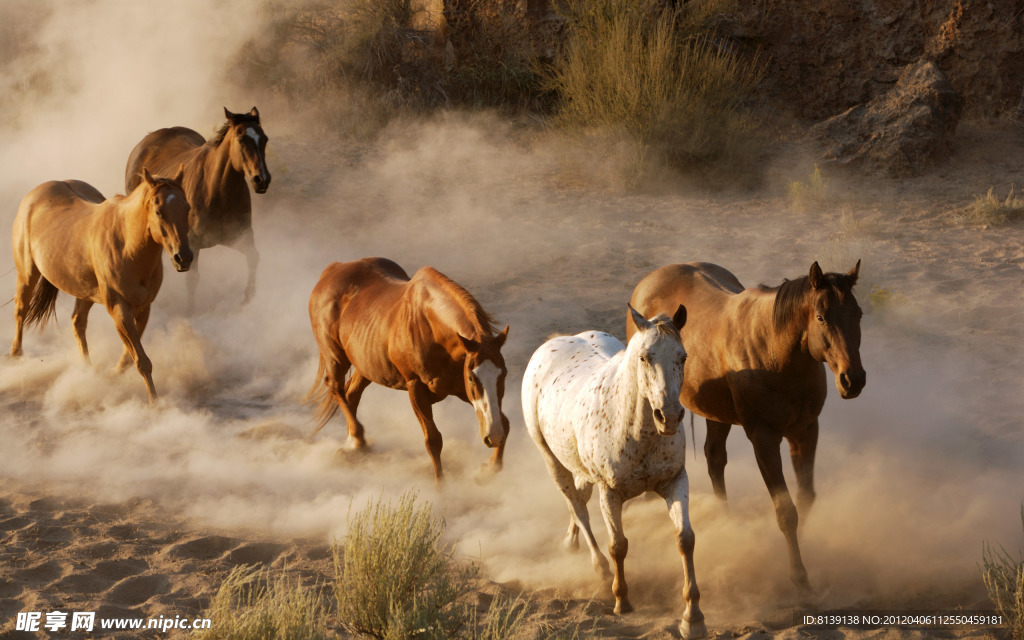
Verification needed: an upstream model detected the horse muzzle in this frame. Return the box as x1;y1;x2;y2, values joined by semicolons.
252;172;271;194
172;249;194;272
653;407;683;436
837;368;866;399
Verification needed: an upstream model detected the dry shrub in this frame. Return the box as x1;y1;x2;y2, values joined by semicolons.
786;164;829;212
333;492;476;640
981;504;1024;640
199;565;333;640
545;0;763;185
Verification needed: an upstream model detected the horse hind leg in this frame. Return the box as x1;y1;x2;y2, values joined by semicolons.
72;299;95;363
705;419;731;502
340;369;371;450
659;473;706;639
564;478;594;551
10;265;41;357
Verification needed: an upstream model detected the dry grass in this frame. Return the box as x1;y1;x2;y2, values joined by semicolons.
333;492;477;640
545;0;763;185
981;504;1024;640
199;565;334;640
959;186;1024;226
786;164;830;212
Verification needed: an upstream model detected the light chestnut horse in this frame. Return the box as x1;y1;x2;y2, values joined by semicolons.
10;169;193;402
125;107;270;312
628;261;865;595
307;257;510;481
523;305;705;639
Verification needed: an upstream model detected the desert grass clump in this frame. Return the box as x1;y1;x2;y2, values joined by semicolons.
981;504;1024;639
334;492;476;640
962;187;1024;226
199;565;333;640
786;164;830;212
546;0;762;184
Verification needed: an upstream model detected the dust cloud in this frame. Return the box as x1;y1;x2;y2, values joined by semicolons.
0;0;1021;628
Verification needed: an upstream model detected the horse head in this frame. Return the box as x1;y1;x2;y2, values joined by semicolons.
459;325;510;450
142;167;193;272
805;260;866;399
628;304;687;436
223;106;271;194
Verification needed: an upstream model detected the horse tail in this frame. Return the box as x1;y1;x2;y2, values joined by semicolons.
305;353;340;438
24;277;59;329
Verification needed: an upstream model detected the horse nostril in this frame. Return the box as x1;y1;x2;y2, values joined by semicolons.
654;408;665;423
840;372;851;389
483;436;493;447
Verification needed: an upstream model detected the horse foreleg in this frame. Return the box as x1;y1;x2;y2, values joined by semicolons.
108;300;156;403
10;267;40;357
598;486;632;614
745;425;812;595
185;249;200;315
704;419;732;502
486;413;511;472
116;304;150;372
407;380;444;482
659;473;706;639
236;228;259;306
72;299;94;363
788;419;819;518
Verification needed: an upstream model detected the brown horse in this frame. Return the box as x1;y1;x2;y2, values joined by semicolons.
124;107;270;312
307;257;511;481
628;261;865;595
10;169;193;402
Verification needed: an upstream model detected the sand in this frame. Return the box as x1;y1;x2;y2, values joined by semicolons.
0;111;1020;640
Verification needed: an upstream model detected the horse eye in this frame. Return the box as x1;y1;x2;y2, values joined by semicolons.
639;354;648;364
816;314;825;323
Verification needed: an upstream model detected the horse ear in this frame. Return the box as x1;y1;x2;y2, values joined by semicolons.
173;163;185;184
493;325;509;348
671;304;687;331
847;259;861;285
809;261;825;289
142;168;155;186
628;304;653;331
249;106;260;122
224;107;237;123
458;334;480;353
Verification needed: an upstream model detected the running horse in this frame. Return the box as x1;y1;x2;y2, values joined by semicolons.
628;261;865;595
10;169;193;402
307;257;510;481
124;107;271;312
522;305;705;639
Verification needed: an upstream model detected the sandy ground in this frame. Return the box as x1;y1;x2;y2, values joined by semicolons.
0;110;1020;640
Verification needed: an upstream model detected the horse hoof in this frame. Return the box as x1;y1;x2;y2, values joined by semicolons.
614;599;633;615
473;463;499;485
680;617;707;639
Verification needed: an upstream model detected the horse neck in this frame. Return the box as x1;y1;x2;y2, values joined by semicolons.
756;288;817;370
604;338;652;440
113;190;160;258
201;138;247;198
418;273;490;343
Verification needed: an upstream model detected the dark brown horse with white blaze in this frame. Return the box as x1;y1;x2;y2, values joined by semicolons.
125;107;270;312
307;257;511;481
10;169;193;402
628;261;866;595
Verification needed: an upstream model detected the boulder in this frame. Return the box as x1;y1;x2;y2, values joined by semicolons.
811;60;963;177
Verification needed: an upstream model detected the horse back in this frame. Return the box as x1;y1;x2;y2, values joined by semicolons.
310;258;412;388
125;127;205;192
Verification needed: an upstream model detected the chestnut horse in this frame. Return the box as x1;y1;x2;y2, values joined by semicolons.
628;261;865;595
307;257;510;481
10;169;193;402
125;107;270;312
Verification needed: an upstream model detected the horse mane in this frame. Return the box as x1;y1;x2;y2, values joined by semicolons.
421;267;498;338
208;113;260;146
760;272;856;330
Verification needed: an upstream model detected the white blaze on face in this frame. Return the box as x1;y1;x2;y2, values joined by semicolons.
245;127;262;147
165;193;175;203
471;360;504;445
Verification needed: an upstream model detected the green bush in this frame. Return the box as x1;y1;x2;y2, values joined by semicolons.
334;492;477;640
546;0;763;183
982;504;1024;640
199;566;333;640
